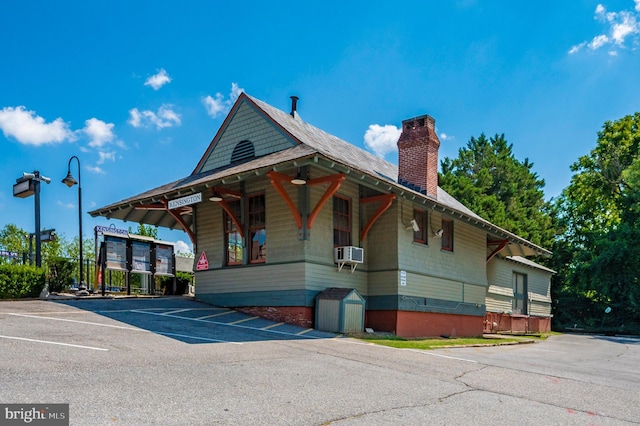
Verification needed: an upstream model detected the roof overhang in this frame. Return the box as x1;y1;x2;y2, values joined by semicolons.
90;146;551;258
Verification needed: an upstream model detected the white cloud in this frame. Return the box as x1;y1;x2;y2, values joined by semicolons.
174;240;193;255
202;82;244;118
611;12;637;44
589;34;610;49
440;132;455;141
128;104;181;129
364;124;401;158
97;151;116;164
0;106;74;145
570;2;640;54
144;69;171;90
57;200;76;209
83;118;115;148
568;42;586;54
86;165;105;174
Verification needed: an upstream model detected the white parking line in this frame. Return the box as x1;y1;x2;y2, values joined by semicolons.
196;310;234;319
408;348;477;363
132;310;328;340
9;312;242;345
229;316;259;325
9;313;144;331
155;331;242;344
0;334;108;351
161;308;192;315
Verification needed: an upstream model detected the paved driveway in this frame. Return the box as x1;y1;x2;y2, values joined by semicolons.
1;297;639;425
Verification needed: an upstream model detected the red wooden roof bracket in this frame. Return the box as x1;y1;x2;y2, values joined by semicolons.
209;188;245;238
360;193;396;242
306;173;346;229
487;239;510;262
135;201;196;244
266;171;303;229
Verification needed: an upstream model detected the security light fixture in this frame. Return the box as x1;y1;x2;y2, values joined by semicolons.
406;219;420;232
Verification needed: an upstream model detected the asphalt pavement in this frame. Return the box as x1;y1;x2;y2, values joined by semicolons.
0;297;638;425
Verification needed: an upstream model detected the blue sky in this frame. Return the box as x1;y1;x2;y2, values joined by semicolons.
1;0;640;253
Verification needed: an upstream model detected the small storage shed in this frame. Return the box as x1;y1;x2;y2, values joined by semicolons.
315;288;366;333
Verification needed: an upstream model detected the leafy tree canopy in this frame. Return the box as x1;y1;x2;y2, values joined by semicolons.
440;133;555;249
554;113;640;329
130;224;158;239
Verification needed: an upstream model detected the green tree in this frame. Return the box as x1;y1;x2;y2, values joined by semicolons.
554;113;640;331
0;224;29;253
130;224;158;239
440;133;556;249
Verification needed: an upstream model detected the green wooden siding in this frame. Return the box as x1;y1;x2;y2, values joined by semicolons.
486;257;552;316
200;102;296;172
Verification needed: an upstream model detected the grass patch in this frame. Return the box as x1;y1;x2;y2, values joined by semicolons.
351;332;558;350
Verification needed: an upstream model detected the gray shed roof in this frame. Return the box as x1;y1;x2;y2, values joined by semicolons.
89;93;551;257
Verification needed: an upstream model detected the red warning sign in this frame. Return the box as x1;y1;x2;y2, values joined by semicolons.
196;251;209;271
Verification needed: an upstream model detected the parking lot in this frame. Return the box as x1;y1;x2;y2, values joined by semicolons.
1;297;639;425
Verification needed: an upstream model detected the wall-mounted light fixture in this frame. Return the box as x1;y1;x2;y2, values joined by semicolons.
209;193;223;202
291;168;307;185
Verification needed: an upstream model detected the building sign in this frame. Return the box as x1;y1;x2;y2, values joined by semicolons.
0;250;19;259
155;244;173;275
12;179;34;198
168;192;202;210
95;224;129;237
131;241;151;273
196;251;209;271
105;236;127;271
400;270;407;286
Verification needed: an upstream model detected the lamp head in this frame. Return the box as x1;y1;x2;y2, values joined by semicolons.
291;168;307;185
209;193;223;202
62;171;78;187
291;177;307;185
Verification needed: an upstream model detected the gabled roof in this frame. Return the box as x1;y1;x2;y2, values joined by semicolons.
89;93;551;257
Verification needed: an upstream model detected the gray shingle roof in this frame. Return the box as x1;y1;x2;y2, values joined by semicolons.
89;93;551;257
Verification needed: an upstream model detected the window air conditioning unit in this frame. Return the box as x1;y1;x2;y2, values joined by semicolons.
334;246;364;273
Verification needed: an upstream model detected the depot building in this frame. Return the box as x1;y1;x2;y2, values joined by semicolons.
90;93;554;337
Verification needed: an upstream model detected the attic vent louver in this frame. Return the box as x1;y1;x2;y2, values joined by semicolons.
231;140;256;163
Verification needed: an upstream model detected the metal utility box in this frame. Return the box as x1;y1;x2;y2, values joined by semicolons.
315;288;366;333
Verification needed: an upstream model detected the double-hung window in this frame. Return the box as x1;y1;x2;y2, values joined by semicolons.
333;196;351;246
413;209;427;244
224;200;242;266
248;194;266;263
441;218;453;251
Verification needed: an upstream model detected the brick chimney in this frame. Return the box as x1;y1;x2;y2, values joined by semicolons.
397;114;440;198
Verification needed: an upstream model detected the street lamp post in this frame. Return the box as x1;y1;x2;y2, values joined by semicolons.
62;156;84;290
13;171;51;267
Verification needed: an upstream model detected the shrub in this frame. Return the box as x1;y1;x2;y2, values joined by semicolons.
0;264;46;299
47;257;75;293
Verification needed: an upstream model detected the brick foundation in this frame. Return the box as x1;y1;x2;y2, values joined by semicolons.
366;310;484;338
484;312;551;334
237;306;314;328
